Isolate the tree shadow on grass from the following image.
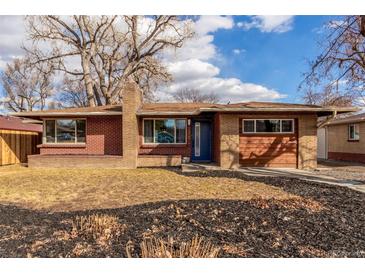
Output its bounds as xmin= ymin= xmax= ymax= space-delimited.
xmin=173 ymin=168 xmax=365 ymax=209
xmin=1 ymin=193 xmax=364 ymax=258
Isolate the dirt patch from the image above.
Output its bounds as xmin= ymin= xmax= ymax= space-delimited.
xmin=317 ymin=160 xmax=365 ymax=183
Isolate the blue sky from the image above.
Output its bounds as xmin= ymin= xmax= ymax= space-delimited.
xmin=0 ymin=15 xmax=339 ymax=111
xmin=210 ymin=16 xmax=335 ymax=103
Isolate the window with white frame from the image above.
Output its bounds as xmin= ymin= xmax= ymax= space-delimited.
xmin=143 ymin=119 xmax=187 ymax=144
xmin=242 ymin=119 xmax=294 ymax=133
xmin=348 ymin=124 xmax=360 ymax=141
xmin=44 ymin=119 xmax=86 ymax=144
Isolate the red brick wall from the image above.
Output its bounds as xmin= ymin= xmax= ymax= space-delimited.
xmin=40 ymin=116 xmax=122 ymax=155
xmin=138 ymin=117 xmax=192 ymax=157
xmin=328 ymin=152 xmax=365 ymax=163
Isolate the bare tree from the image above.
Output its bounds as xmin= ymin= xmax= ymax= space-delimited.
xmin=303 ymin=87 xmax=355 ymax=107
xmin=300 ymin=16 xmax=365 ymax=106
xmin=25 ymin=16 xmax=194 ymax=107
xmin=57 ymin=76 xmax=89 ymax=108
xmin=0 ymin=57 xmax=54 ymax=112
xmin=172 ymin=88 xmax=220 ymax=103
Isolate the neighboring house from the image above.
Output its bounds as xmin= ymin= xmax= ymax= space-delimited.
xmin=318 ymin=112 xmax=365 ymax=163
xmin=13 ymin=81 xmax=355 ymax=169
xmin=0 ymin=115 xmax=42 ymax=166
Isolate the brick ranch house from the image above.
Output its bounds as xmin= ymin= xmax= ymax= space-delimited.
xmin=13 ymin=81 xmax=355 ymax=169
xmin=318 ymin=112 xmax=365 ymax=163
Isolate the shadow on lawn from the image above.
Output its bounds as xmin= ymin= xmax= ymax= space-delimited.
xmin=1 ymin=189 xmax=365 ymax=258
xmin=173 ymin=168 xmax=365 ymax=207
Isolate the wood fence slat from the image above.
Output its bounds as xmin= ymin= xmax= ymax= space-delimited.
xmin=0 ymin=129 xmax=40 ymax=166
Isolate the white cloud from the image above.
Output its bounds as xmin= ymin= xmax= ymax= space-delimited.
xmin=237 ymin=16 xmax=294 ymax=33
xmin=158 ymin=59 xmax=285 ymax=103
xmin=165 ymin=35 xmax=217 ymax=61
xmin=232 ymin=48 xmax=245 ymax=55
xmin=0 ymin=16 xmax=26 ymax=69
xmin=164 ymin=16 xmax=233 ymax=62
xmin=167 ymin=59 xmax=219 ymax=81
xmin=194 ymin=15 xmax=234 ymax=35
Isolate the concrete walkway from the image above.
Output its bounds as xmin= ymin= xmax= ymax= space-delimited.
xmin=182 ymin=163 xmax=365 ymax=193
xmin=238 ymin=167 xmax=365 ymax=193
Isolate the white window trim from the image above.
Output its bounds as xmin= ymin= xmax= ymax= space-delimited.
xmin=242 ymin=119 xmax=295 ymax=134
xmin=348 ymin=123 xmax=360 ymax=141
xmin=43 ymin=118 xmax=86 ymax=144
xmin=142 ymin=118 xmax=187 ymax=145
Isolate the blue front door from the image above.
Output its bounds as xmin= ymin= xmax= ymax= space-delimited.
xmin=191 ymin=120 xmax=212 ymax=162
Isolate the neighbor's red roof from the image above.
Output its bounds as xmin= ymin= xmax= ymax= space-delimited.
xmin=0 ymin=116 xmax=42 ymax=132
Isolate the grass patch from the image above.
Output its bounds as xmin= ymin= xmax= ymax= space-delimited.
xmin=0 ymin=165 xmax=296 ymax=211
xmin=126 ymin=236 xmax=220 ymax=258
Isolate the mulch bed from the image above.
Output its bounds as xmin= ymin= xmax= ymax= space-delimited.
xmin=0 ymin=170 xmax=364 ymax=258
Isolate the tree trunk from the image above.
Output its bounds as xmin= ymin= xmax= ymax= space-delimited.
xmin=361 ymin=16 xmax=365 ymax=37
xmin=81 ymin=54 xmax=96 ymax=107
xmin=93 ymin=85 xmax=103 ymax=106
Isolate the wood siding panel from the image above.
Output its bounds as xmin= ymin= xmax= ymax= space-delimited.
xmin=0 ymin=129 xmax=40 ymax=166
xmin=239 ymin=118 xmax=298 ymax=168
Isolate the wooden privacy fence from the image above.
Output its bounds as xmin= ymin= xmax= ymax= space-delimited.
xmin=0 ymin=129 xmax=40 ymax=166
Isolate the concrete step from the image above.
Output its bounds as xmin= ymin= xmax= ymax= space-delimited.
xmin=181 ymin=163 xmax=221 ymax=172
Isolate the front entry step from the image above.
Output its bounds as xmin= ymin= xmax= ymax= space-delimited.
xmin=181 ymin=163 xmax=221 ymax=172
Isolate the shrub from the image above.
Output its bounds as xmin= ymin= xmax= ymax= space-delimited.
xmin=71 ymin=214 xmax=123 ymax=241
xmin=126 ymin=236 xmax=220 ymax=258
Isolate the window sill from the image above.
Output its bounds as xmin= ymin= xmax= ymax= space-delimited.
xmin=37 ymin=143 xmax=87 ymax=148
xmin=348 ymin=139 xmax=360 ymax=142
xmin=141 ymin=143 xmax=187 ymax=148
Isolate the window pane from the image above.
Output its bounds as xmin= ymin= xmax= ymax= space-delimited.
xmin=282 ymin=120 xmax=293 ymax=133
xmin=56 ymin=120 xmax=76 ymax=143
xmin=349 ymin=124 xmax=360 ymax=140
xmin=176 ymin=119 xmax=186 ymax=143
xmin=349 ymin=125 xmax=354 ymax=139
xmin=76 ymin=120 xmax=86 ymax=143
xmin=354 ymin=125 xmax=360 ymax=140
xmin=155 ymin=119 xmax=175 ymax=143
xmin=256 ymin=120 xmax=280 ymax=133
xmin=45 ymin=120 xmax=55 ymax=143
xmin=243 ymin=120 xmax=254 ymax=132
xmin=144 ymin=120 xmax=154 ymax=143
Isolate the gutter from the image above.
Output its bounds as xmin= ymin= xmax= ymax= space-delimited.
xmin=137 ymin=106 xmax=358 ymax=116
xmin=10 ymin=111 xmax=123 ymax=117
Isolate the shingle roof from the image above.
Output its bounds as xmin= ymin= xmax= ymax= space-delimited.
xmin=10 ymin=105 xmax=123 ymax=118
xmin=0 ymin=116 xmax=42 ymax=132
xmin=11 ymin=101 xmax=357 ymax=118
xmin=325 ymin=111 xmax=365 ymax=126
xmin=138 ymin=101 xmax=353 ymax=116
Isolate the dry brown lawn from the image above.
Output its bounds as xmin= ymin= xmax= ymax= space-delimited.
xmin=0 ymin=165 xmax=295 ymax=211
xmin=0 ymin=165 xmax=364 ymax=257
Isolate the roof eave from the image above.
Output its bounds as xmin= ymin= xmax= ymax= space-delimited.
xmin=199 ymin=107 xmax=358 ymax=113
xmin=10 ymin=111 xmax=123 ymax=118
xmin=137 ymin=107 xmax=358 ymax=116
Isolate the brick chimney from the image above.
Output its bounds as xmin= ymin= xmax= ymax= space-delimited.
xmin=122 ymin=80 xmax=142 ymax=168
